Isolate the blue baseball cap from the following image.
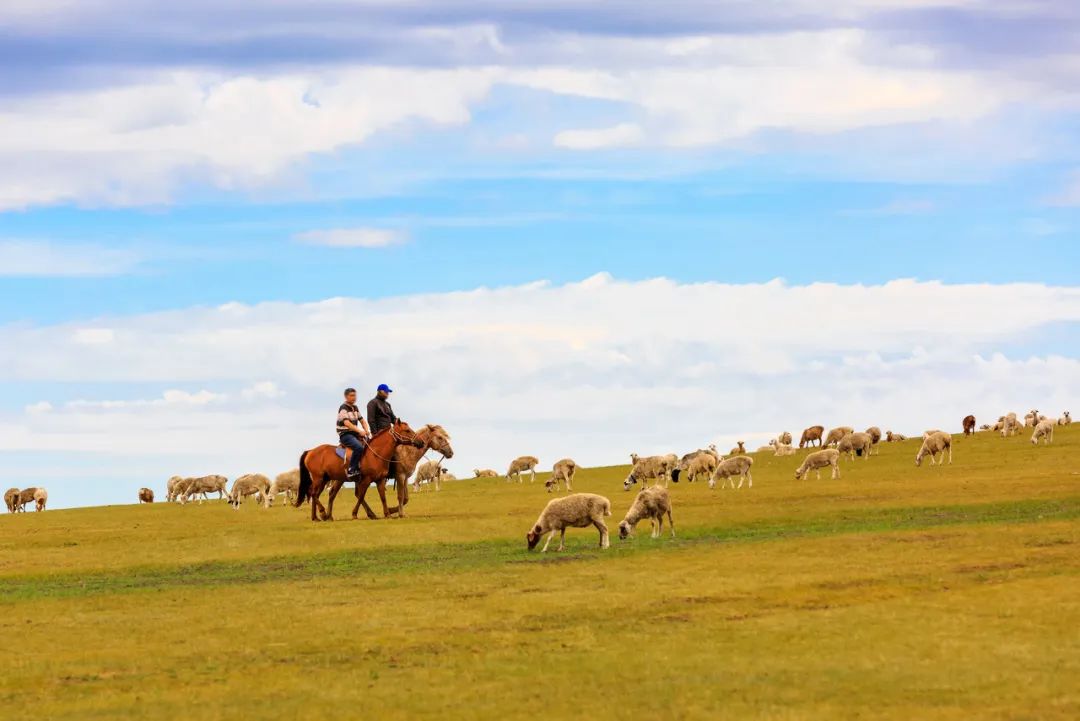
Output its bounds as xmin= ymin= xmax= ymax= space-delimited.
xmin=377 ymin=383 xmax=393 ymax=393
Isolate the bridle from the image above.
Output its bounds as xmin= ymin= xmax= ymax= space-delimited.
xmin=362 ymin=424 xmax=423 ymax=463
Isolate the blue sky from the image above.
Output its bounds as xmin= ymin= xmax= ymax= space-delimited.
xmin=1 ymin=1 xmax=1079 ymax=507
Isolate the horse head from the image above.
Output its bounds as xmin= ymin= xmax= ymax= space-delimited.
xmin=421 ymin=424 xmax=454 ymax=459
xmin=391 ymin=420 xmax=426 ymax=449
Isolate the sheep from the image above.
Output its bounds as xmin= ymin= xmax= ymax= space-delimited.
xmin=166 ymin=475 xmax=185 ymax=502
xmin=864 ymin=427 xmax=882 ymax=454
xmin=799 ymin=425 xmax=825 ymax=448
xmin=923 ymin=429 xmax=943 ymax=440
xmin=4 ymin=487 xmax=18 ymax=513
xmin=709 ymin=456 xmax=754 ymax=490
xmin=1031 ymin=420 xmax=1055 ymax=446
xmin=267 ymin=469 xmax=300 ymax=506
xmin=473 ymin=469 xmax=499 ymax=478
xmin=824 ymin=426 xmax=854 ymax=447
xmin=624 ymin=454 xmax=675 ymax=490
xmin=180 ymin=475 xmax=228 ymax=504
xmin=773 ymin=443 xmax=797 ymax=457
xmin=14 ymin=488 xmax=39 ymax=512
xmin=413 ymin=459 xmax=444 ymax=492
xmin=138 ymin=488 xmax=154 ymax=504
xmin=1001 ymin=413 xmax=1020 ymax=437
xmin=837 ymin=432 xmax=874 ymax=461
xmin=618 ymin=486 xmax=674 ymax=541
xmin=228 ymin=474 xmax=271 ymax=509
xmin=885 ymin=431 xmax=907 ymax=442
xmin=32 ymin=488 xmax=47 ymax=512
xmin=777 ymin=431 xmax=793 ymax=446
xmin=546 ymin=458 xmax=577 ymax=493
xmin=962 ymin=415 xmax=976 ymax=436
xmin=728 ymin=441 xmax=746 ymax=456
xmin=672 ymin=450 xmax=717 ymax=483
xmin=979 ymin=424 xmax=992 ymax=431
xmin=1024 ymin=409 xmax=1039 ymax=428
xmin=794 ymin=449 xmax=841 ymax=480
xmin=440 ymin=469 xmax=458 ymax=482
xmin=915 ymin=432 xmax=952 ymax=466
xmin=526 ymin=493 xmax=611 ymax=552
xmin=507 ymin=456 xmax=540 ymax=484
xmin=1058 ymin=411 xmax=1072 ymax=426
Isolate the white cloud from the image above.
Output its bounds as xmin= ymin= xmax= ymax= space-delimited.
xmin=294 ymin=227 xmax=408 ymax=248
xmin=1 ymin=275 xmax=1079 ymax=508
xmin=554 ymin=123 xmax=644 ymax=150
xmin=73 ymin=328 xmax=116 ymax=345
xmin=0 ymin=241 xmax=141 ymax=277
xmin=24 ymin=401 xmax=53 ymax=415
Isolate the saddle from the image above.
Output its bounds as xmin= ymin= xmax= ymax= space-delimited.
xmin=335 ymin=446 xmax=347 ymax=461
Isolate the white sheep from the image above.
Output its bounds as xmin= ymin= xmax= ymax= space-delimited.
xmin=507 ymin=456 xmax=540 ymax=483
xmin=794 ymin=449 xmax=841 ymax=480
xmin=837 ymin=432 xmax=874 ymax=461
xmin=864 ymin=427 xmax=882 ymax=453
xmin=32 ymin=487 xmax=48 ymax=512
xmin=916 ymin=432 xmax=952 ymax=466
xmin=773 ymin=443 xmax=797 ymax=457
xmin=1058 ymin=411 xmax=1071 ymax=426
xmin=709 ymin=456 xmax=754 ymax=490
xmin=1031 ymin=420 xmax=1055 ymax=445
xmin=267 ymin=470 xmax=300 ymax=506
xmin=413 ymin=459 xmax=444 ymax=492
xmin=179 ymin=475 xmax=229 ymax=504
xmin=618 ymin=486 xmax=674 ymax=541
xmin=473 ymin=469 xmax=499 ymax=478
xmin=623 ymin=454 xmax=675 ymax=490
xmin=777 ymin=431 xmax=793 ymax=446
xmin=547 ymin=458 xmax=577 ymax=493
xmin=526 ymin=493 xmax=611 ymax=552
xmin=885 ymin=431 xmax=907 ymax=442
xmin=824 ymin=426 xmax=854 ymax=447
xmin=673 ymin=451 xmax=717 ymax=483
xmin=1001 ymin=413 xmax=1020 ymax=437
xmin=1024 ymin=409 xmax=1040 ymax=428
xmin=228 ymin=474 xmax=271 ymax=509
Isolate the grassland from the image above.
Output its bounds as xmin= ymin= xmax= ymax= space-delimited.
xmin=1 ymin=428 xmax=1078 ymax=720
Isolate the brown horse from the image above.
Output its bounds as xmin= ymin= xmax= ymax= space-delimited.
xmin=295 ymin=421 xmax=424 ymax=522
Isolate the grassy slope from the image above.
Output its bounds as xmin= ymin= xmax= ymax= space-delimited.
xmin=1 ymin=428 xmax=1077 ymax=720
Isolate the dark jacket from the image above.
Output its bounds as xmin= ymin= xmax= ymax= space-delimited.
xmin=367 ymin=396 xmax=397 ymax=434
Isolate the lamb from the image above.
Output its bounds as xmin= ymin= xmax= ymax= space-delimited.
xmin=672 ymin=451 xmax=717 ymax=483
xmin=794 ymin=449 xmax=841 ymax=480
xmin=138 ymin=488 xmax=154 ymax=504
xmin=709 ymin=456 xmax=754 ymax=490
xmin=623 ymin=454 xmax=675 ymax=490
xmin=885 ymin=431 xmax=907 ymax=442
xmin=915 ymin=432 xmax=952 ymax=466
xmin=773 ymin=443 xmax=797 ymax=457
xmin=525 ymin=493 xmax=611 ymax=552
xmin=824 ymin=426 xmax=854 ymax=447
xmin=228 ymin=474 xmax=271 ymax=509
xmin=4 ymin=487 xmax=18 ymax=513
xmin=180 ymin=475 xmax=229 ymax=504
xmin=267 ymin=469 xmax=300 ymax=506
xmin=473 ymin=469 xmax=499 ymax=478
xmin=837 ymin=432 xmax=874 ymax=461
xmin=799 ymin=425 xmax=824 ymax=448
xmin=413 ymin=459 xmax=444 ymax=492
xmin=546 ymin=458 xmax=577 ymax=493
xmin=728 ymin=441 xmax=746 ymax=456
xmin=962 ymin=415 xmax=976 ymax=436
xmin=1058 ymin=411 xmax=1072 ymax=426
xmin=506 ymin=456 xmax=540 ymax=483
xmin=618 ymin=486 xmax=674 ymax=541
xmin=1031 ymin=420 xmax=1055 ymax=446
xmin=1001 ymin=413 xmax=1020 ymax=437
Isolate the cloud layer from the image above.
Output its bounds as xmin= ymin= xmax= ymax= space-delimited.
xmin=2 ymin=275 xmax=1078 ymax=507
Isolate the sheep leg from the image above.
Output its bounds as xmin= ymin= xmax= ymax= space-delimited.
xmin=667 ymin=510 xmax=675 ymax=537
xmin=596 ymin=520 xmax=609 ymax=549
xmin=557 ymin=528 xmax=567 ymax=551
xmin=746 ymin=470 xmax=753 ymax=488
xmin=540 ymin=530 xmax=557 ymax=553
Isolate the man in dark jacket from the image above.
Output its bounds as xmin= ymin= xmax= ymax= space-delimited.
xmin=367 ymin=383 xmax=397 ymax=434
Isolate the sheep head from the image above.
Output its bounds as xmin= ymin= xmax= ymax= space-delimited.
xmin=526 ymin=525 xmax=543 ymax=550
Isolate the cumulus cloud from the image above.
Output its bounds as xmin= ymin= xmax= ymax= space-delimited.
xmin=2 ymin=275 xmax=1078 ymax=507
xmin=295 ymin=227 xmax=408 ymax=248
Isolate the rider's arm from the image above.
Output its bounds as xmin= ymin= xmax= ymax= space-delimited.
xmin=344 ymin=419 xmax=365 ymax=436
xmin=360 ymin=418 xmax=371 ymax=437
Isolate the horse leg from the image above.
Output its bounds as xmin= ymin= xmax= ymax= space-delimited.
xmin=324 ymin=478 xmax=343 ymax=521
xmin=375 ymin=481 xmax=390 ymax=518
xmin=354 ymin=480 xmax=378 ymax=520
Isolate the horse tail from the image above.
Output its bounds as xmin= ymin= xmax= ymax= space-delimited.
xmin=295 ymin=451 xmax=311 ymax=507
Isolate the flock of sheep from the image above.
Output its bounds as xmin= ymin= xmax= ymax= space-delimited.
xmin=4 ymin=486 xmax=47 ymax=513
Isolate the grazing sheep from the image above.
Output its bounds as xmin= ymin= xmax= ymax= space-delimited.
xmin=979 ymin=424 xmax=991 ymax=431
xmin=915 ymin=432 xmax=953 ymax=466
xmin=864 ymin=426 xmax=882 ymax=448
xmin=923 ymin=429 xmax=943 ymax=440
xmin=166 ymin=475 xmax=186 ymax=502
xmin=547 ymin=458 xmax=577 ymax=493
xmin=777 ymin=431 xmax=793 ymax=446
xmin=799 ymin=425 xmax=825 ymax=448
xmin=618 ymin=486 xmax=674 ymax=541
xmin=824 ymin=426 xmax=854 ymax=447
xmin=14 ymin=488 xmax=39 ymax=512
xmin=32 ymin=488 xmax=47 ymax=512
xmin=624 ymin=454 xmax=675 ymax=490
xmin=228 ymin=474 xmax=271 ymax=509
xmin=473 ymin=469 xmax=499 ymax=478
xmin=709 ymin=456 xmax=754 ymax=490
xmin=180 ymin=475 xmax=229 ymax=504
xmin=794 ymin=449 xmax=841 ymax=480
xmin=773 ymin=443 xmax=797 ymax=457
xmin=837 ymin=432 xmax=874 ymax=461
xmin=1058 ymin=411 xmax=1071 ymax=426
xmin=1001 ymin=413 xmax=1020 ymax=437
xmin=885 ymin=431 xmax=907 ymax=442
xmin=413 ymin=459 xmax=444 ymax=492
xmin=962 ymin=415 xmax=976 ymax=436
xmin=4 ymin=487 xmax=18 ymax=513
xmin=267 ymin=469 xmax=300 ymax=506
xmin=526 ymin=493 xmax=611 ymax=552
xmin=672 ymin=450 xmax=717 ymax=483
xmin=1031 ymin=420 xmax=1055 ymax=446
xmin=138 ymin=488 xmax=154 ymax=504
xmin=507 ymin=456 xmax=540 ymax=484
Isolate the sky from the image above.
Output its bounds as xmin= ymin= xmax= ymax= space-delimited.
xmin=1 ymin=0 xmax=1079 ymax=508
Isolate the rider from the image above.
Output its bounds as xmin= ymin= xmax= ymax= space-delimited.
xmin=337 ymin=387 xmax=371 ymax=479
xmin=367 ymin=383 xmax=398 ymax=480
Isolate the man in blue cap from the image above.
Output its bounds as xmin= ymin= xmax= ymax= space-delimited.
xmin=367 ymin=383 xmax=397 ymax=435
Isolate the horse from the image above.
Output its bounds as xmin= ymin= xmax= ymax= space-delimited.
xmin=295 ymin=420 xmax=424 ymax=522
xmin=386 ymin=424 xmax=454 ymax=518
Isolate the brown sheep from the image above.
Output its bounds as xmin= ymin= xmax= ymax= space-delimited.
xmin=962 ymin=415 xmax=976 ymax=436
xmin=4 ymin=487 xmax=19 ymax=513
xmin=138 ymin=488 xmax=155 ymax=504
xmin=824 ymin=426 xmax=854 ymax=447
xmin=799 ymin=425 xmax=824 ymax=448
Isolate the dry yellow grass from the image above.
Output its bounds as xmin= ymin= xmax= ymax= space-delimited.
xmin=1 ymin=427 xmax=1078 ymax=720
